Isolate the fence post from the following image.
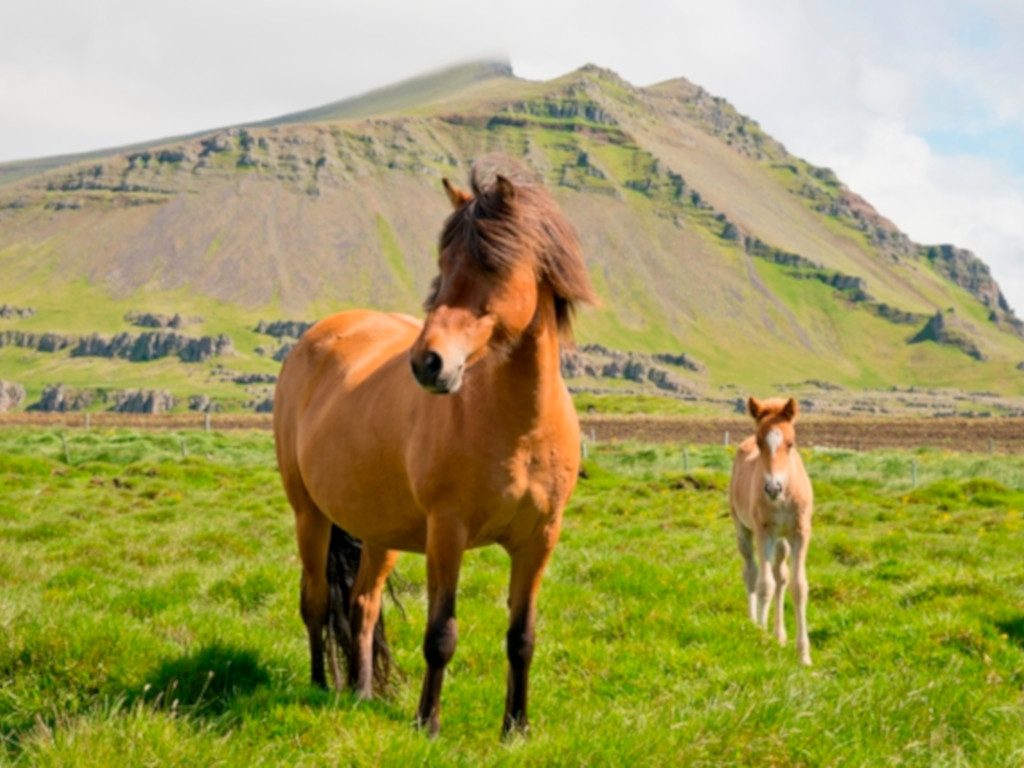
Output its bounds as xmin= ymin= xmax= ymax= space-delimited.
xmin=85 ymin=413 xmax=91 ymax=430
xmin=911 ymin=459 xmax=917 ymax=488
xmin=724 ymin=431 xmax=730 ymax=446
xmin=180 ymin=438 xmax=188 ymax=458
xmin=204 ymin=412 xmax=211 ymax=432
xmin=61 ymin=432 xmax=71 ymax=464
xmin=683 ymin=447 xmax=689 ymax=473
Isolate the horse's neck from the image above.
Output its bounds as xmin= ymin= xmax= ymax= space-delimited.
xmin=477 ymin=292 xmax=564 ymax=425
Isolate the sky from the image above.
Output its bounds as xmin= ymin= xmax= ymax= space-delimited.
xmin=2 ymin=0 xmax=1022 ymax=313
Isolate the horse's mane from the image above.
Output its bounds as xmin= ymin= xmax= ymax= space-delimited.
xmin=436 ymin=155 xmax=596 ymax=336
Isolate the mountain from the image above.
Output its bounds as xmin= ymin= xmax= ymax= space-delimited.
xmin=1 ymin=61 xmax=1022 ymax=413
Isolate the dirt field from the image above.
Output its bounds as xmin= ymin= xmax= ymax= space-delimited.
xmin=1 ymin=412 xmax=1021 ymax=453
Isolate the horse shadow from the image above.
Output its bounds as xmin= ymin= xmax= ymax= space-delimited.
xmin=134 ymin=641 xmax=409 ymax=723
xmin=994 ymin=616 xmax=1024 ymax=649
xmin=135 ymin=642 xmax=272 ymax=716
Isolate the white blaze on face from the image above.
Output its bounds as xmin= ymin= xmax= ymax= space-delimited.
xmin=763 ymin=427 xmax=788 ymax=494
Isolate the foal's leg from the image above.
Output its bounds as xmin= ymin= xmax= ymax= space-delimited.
xmin=350 ymin=544 xmax=399 ymax=699
xmin=733 ymin=518 xmax=758 ymax=623
xmin=754 ymin=531 xmax=776 ymax=630
xmin=502 ymin=532 xmax=558 ymax=737
xmin=772 ymin=538 xmax=791 ymax=646
xmin=293 ymin=499 xmax=332 ymax=688
xmin=416 ymin=516 xmax=466 ymax=737
xmin=790 ymin=533 xmax=812 ymax=666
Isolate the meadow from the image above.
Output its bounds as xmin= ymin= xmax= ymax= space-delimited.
xmin=1 ymin=428 xmax=1023 ymax=766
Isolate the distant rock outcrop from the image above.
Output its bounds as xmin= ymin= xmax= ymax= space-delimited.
xmin=0 ymin=304 xmax=35 ymax=319
xmin=255 ymin=320 xmax=313 ymax=339
xmin=124 ymin=311 xmax=200 ymax=329
xmin=252 ymin=397 xmax=274 ymax=413
xmin=232 ymin=372 xmax=277 ymax=385
xmin=72 ymin=331 xmax=233 ymax=362
xmin=30 ymin=384 xmax=94 ymax=412
xmin=273 ymin=342 xmax=295 ymax=362
xmin=1 ymin=328 xmax=233 ymax=362
xmin=29 ymin=385 xmax=173 ymax=413
xmin=560 ymin=344 xmax=703 ymax=394
xmin=925 ymin=245 xmax=1011 ymax=314
xmin=112 ymin=389 xmax=174 ymax=414
xmin=910 ymin=309 xmax=986 ymax=361
xmin=0 ymin=330 xmax=74 ymax=352
xmin=0 ymin=380 xmax=25 ymax=412
xmin=188 ymin=394 xmax=217 ymax=412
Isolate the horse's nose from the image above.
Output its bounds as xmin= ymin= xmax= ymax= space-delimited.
xmin=411 ymin=350 xmax=444 ymax=388
xmin=764 ymin=480 xmax=782 ymax=500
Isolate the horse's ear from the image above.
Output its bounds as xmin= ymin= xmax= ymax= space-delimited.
xmin=781 ymin=397 xmax=799 ymax=422
xmin=494 ymin=174 xmax=516 ymax=206
xmin=747 ymin=396 xmax=763 ymax=421
xmin=442 ymin=178 xmax=471 ymax=209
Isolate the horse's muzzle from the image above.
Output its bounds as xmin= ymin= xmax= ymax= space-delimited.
xmin=411 ymin=349 xmax=463 ymax=394
xmin=764 ymin=479 xmax=783 ymax=501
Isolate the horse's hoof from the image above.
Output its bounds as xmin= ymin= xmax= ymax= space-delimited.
xmin=800 ymin=653 xmax=812 ymax=667
xmin=415 ymin=713 xmax=440 ymax=738
xmin=501 ymin=717 xmax=529 ymax=741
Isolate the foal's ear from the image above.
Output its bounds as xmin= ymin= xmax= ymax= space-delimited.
xmin=781 ymin=397 xmax=799 ymax=422
xmin=747 ymin=396 xmax=763 ymax=421
xmin=442 ymin=178 xmax=472 ymax=209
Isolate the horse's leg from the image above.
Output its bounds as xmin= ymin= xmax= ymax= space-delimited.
xmin=772 ymin=538 xmax=791 ymax=646
xmin=754 ymin=530 xmax=776 ymax=631
xmin=415 ymin=516 xmax=466 ymax=737
xmin=790 ymin=532 xmax=812 ymax=666
xmin=733 ymin=517 xmax=758 ymax=623
xmin=350 ymin=543 xmax=398 ymax=698
xmin=502 ymin=533 xmax=558 ymax=737
xmin=293 ymin=498 xmax=332 ymax=688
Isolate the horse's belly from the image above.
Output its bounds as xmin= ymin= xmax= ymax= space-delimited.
xmin=308 ymin=467 xmax=427 ymax=552
xmin=298 ymin=410 xmax=427 ymax=550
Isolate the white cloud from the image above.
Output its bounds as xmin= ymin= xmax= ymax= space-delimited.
xmin=0 ymin=0 xmax=1021 ymax=311
xmin=825 ymin=120 xmax=1024 ymax=313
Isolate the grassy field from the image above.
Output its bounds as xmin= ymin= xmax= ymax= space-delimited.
xmin=1 ymin=428 xmax=1023 ymax=766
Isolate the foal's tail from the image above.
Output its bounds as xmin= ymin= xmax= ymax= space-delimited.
xmin=325 ymin=525 xmax=394 ymax=692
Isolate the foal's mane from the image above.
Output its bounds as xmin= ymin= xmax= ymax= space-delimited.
xmin=436 ymin=155 xmax=595 ymax=336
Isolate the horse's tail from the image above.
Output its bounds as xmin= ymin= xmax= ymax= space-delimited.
xmin=325 ymin=524 xmax=393 ymax=691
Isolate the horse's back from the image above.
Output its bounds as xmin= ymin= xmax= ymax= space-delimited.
xmin=288 ymin=310 xmax=420 ymax=378
xmin=275 ymin=309 xmax=420 ymax=429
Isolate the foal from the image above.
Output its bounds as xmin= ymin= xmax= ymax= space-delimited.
xmin=728 ymin=397 xmax=813 ymax=665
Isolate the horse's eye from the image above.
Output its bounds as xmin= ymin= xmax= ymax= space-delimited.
xmin=787 ymin=441 xmax=795 ymax=449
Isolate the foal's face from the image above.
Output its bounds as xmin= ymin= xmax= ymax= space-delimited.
xmin=410 ymin=178 xmax=539 ymax=394
xmin=749 ymin=397 xmax=799 ymax=502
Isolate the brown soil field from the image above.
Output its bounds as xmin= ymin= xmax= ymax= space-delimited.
xmin=1 ymin=412 xmax=1021 ymax=453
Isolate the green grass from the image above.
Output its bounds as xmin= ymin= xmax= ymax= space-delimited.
xmin=1 ymin=429 xmax=1023 ymax=765
xmin=376 ymin=214 xmax=416 ymax=299
xmin=572 ymin=391 xmax=719 ymax=416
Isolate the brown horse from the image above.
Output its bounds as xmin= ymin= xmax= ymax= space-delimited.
xmin=729 ymin=397 xmax=813 ymax=665
xmin=273 ymin=156 xmax=595 ymax=736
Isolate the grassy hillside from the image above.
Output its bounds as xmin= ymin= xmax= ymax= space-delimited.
xmin=1 ymin=62 xmax=1022 ymax=412
xmin=1 ymin=430 xmax=1023 ymax=764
